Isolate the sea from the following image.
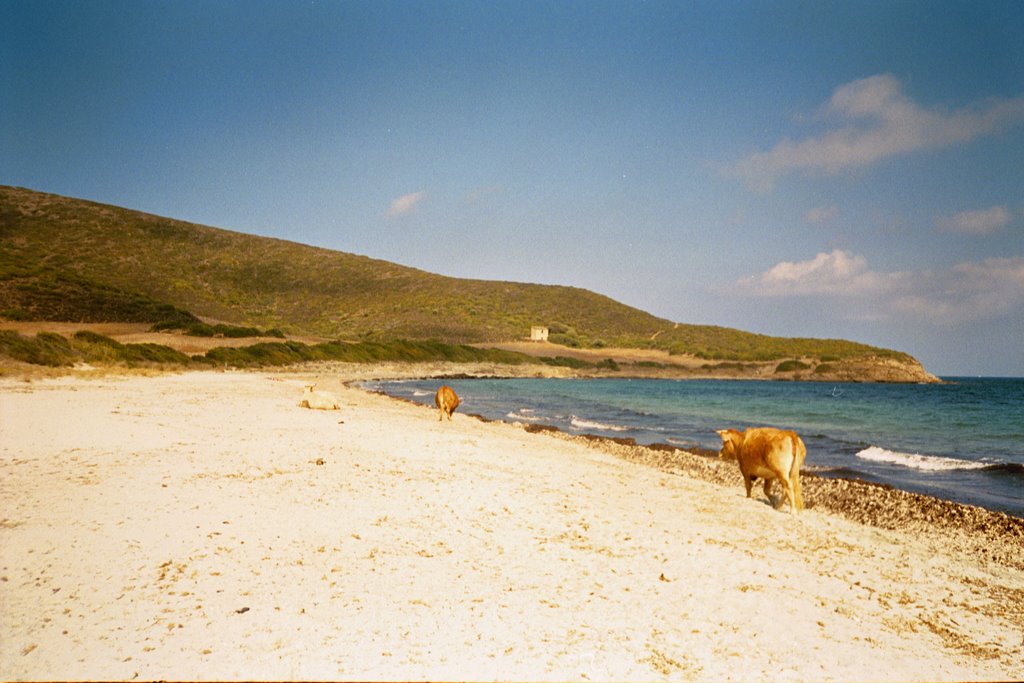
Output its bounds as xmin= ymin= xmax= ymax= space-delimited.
xmin=365 ymin=377 xmax=1024 ymax=519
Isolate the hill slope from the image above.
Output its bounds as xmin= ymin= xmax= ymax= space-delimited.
xmin=0 ymin=185 xmax=932 ymax=377
xmin=1 ymin=186 xmax=666 ymax=343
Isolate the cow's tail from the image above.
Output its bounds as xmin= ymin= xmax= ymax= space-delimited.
xmin=789 ymin=433 xmax=806 ymax=511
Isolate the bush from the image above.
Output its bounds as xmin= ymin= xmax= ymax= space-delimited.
xmin=0 ymin=330 xmax=193 ymax=367
xmin=71 ymin=331 xmax=192 ymax=365
xmin=537 ymin=355 xmax=591 ymax=369
xmin=151 ymin=321 xmax=287 ymax=339
xmin=199 ymin=339 xmax=537 ymax=368
xmin=0 ymin=331 xmax=77 ymax=366
xmin=548 ymin=333 xmax=580 ymax=348
xmin=775 ymin=359 xmax=811 ymax=373
xmin=0 ymin=309 xmax=33 ymax=321
xmin=202 ymin=342 xmax=308 ymax=367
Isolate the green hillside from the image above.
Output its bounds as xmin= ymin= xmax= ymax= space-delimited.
xmin=0 ymin=185 xmax=911 ymax=363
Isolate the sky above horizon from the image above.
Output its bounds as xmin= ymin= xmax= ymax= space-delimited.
xmin=3 ymin=1 xmax=1023 ymax=376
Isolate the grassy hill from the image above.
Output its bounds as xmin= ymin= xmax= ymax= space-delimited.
xmin=0 ymin=185 xmax=915 ymax=365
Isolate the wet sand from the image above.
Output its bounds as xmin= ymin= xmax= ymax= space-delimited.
xmin=1 ymin=368 xmax=1021 ymax=681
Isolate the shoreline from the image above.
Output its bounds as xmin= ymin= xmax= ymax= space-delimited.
xmin=1 ymin=367 xmax=1021 ymax=680
xmin=361 ymin=369 xmax=1022 ymax=524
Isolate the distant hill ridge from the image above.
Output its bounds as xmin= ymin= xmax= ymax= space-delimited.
xmin=0 ymin=185 xmax=927 ymax=373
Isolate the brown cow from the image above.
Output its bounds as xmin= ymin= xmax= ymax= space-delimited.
xmin=716 ymin=427 xmax=806 ymax=515
xmin=435 ymin=385 xmax=460 ymax=421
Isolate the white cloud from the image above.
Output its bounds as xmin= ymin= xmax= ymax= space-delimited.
xmin=804 ymin=205 xmax=839 ymax=225
xmin=888 ymin=257 xmax=1024 ymax=322
xmin=386 ymin=190 xmax=426 ymax=218
xmin=731 ymin=74 xmax=1024 ymax=190
xmin=736 ymin=250 xmax=1024 ymax=325
xmin=739 ymin=249 xmax=886 ymax=296
xmin=936 ymin=205 xmax=1012 ymax=235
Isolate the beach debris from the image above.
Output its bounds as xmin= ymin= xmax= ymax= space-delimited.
xmin=234 ymin=606 xmax=250 ymax=614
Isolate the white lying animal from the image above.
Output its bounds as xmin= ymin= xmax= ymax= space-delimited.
xmin=298 ymin=384 xmax=340 ymax=410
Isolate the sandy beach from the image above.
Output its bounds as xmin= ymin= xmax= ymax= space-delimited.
xmin=1 ymin=368 xmax=1022 ymax=681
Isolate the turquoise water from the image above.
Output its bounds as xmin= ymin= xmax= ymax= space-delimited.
xmin=369 ymin=377 xmax=1024 ymax=518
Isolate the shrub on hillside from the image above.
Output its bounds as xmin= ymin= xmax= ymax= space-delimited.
xmin=775 ymin=359 xmax=811 ymax=373
xmin=548 ymin=333 xmax=581 ymax=348
xmin=151 ymin=321 xmax=287 ymax=338
xmin=72 ymin=330 xmax=192 ymax=365
xmin=199 ymin=339 xmax=535 ymax=368
xmin=0 ymin=331 xmax=77 ymax=366
xmin=0 ymin=309 xmax=33 ymax=321
xmin=539 ymin=356 xmax=592 ymax=369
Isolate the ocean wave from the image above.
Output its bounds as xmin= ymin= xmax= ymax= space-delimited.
xmin=981 ymin=462 xmax=1024 ymax=476
xmin=855 ymin=446 xmax=989 ymax=472
xmin=506 ymin=409 xmax=545 ymax=422
xmin=412 ymin=390 xmax=432 ymax=397
xmin=570 ymin=416 xmax=630 ymax=432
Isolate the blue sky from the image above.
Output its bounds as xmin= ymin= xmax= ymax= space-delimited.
xmin=3 ymin=0 xmax=1023 ymax=375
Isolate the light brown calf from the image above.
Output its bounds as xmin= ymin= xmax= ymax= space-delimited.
xmin=716 ymin=427 xmax=806 ymax=515
xmin=435 ymin=385 xmax=460 ymax=421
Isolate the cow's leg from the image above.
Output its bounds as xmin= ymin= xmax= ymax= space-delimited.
xmin=791 ymin=472 xmax=804 ymax=511
xmin=765 ymin=466 xmax=796 ymax=513
xmin=762 ymin=478 xmax=775 ymax=507
xmin=779 ymin=476 xmax=798 ymax=515
xmin=743 ymin=475 xmax=755 ymax=498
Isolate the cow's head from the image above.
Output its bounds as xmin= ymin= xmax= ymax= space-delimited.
xmin=716 ymin=429 xmax=743 ymax=460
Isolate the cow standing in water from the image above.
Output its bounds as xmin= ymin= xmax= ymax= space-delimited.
xmin=716 ymin=427 xmax=806 ymax=515
xmin=435 ymin=385 xmax=460 ymax=421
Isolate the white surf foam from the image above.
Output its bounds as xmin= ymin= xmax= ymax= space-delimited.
xmin=570 ymin=416 xmax=630 ymax=432
xmin=855 ymin=446 xmax=988 ymax=472
xmin=506 ymin=409 xmax=544 ymax=422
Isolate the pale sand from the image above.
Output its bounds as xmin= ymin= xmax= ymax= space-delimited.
xmin=1 ymin=370 xmax=1021 ymax=681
